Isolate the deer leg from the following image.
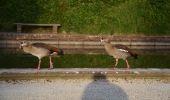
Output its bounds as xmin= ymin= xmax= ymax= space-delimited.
xmin=115 ymin=59 xmax=119 ymax=67
xmin=37 ymin=58 xmax=41 ymax=70
xmin=49 ymin=56 xmax=53 ymax=69
xmin=125 ymin=59 xmax=130 ymax=69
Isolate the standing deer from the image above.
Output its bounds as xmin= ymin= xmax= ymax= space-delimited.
xmin=20 ymin=41 xmax=63 ymax=70
xmin=101 ymin=38 xmax=137 ymax=69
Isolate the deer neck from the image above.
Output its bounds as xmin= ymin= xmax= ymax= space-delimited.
xmin=22 ymin=45 xmax=33 ymax=54
xmin=104 ymin=42 xmax=113 ymax=50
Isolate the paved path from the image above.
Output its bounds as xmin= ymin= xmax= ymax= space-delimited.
xmin=0 ymin=77 xmax=170 ymax=100
xmin=0 ymin=68 xmax=170 ymax=100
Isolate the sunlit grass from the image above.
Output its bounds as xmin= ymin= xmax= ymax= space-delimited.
xmin=0 ymin=54 xmax=170 ymax=69
xmin=0 ymin=0 xmax=169 ymax=34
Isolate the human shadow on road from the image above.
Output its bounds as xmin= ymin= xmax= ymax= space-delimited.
xmin=82 ymin=73 xmax=128 ymax=100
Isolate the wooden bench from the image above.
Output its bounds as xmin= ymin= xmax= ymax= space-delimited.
xmin=14 ymin=23 xmax=61 ymax=33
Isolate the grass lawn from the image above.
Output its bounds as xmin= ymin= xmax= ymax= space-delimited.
xmin=1 ymin=0 xmax=169 ymax=34
xmin=0 ymin=54 xmax=170 ymax=69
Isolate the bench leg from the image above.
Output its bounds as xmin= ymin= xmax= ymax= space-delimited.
xmin=52 ymin=25 xmax=58 ymax=34
xmin=17 ymin=24 xmax=22 ymax=33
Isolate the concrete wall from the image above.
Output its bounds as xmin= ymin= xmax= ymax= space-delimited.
xmin=1 ymin=33 xmax=170 ymax=54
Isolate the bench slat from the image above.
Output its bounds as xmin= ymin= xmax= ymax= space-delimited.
xmin=14 ymin=23 xmax=61 ymax=33
xmin=15 ymin=23 xmax=61 ymax=26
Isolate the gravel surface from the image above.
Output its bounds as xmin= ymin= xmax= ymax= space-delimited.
xmin=0 ymin=78 xmax=170 ymax=100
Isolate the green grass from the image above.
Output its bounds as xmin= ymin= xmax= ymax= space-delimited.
xmin=0 ymin=0 xmax=170 ymax=35
xmin=0 ymin=54 xmax=170 ymax=69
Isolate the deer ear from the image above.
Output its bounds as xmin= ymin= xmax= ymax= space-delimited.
xmin=20 ymin=41 xmax=23 ymax=44
xmin=100 ymin=37 xmax=103 ymax=42
xmin=20 ymin=41 xmax=25 ymax=44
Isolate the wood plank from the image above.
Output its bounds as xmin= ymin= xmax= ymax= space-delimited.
xmin=14 ymin=23 xmax=61 ymax=26
xmin=14 ymin=23 xmax=61 ymax=33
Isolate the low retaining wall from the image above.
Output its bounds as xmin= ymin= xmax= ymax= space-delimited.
xmin=0 ymin=68 xmax=170 ymax=80
xmin=1 ymin=33 xmax=170 ymax=54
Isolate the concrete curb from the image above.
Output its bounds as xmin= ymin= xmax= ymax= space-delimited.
xmin=0 ymin=68 xmax=170 ymax=80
